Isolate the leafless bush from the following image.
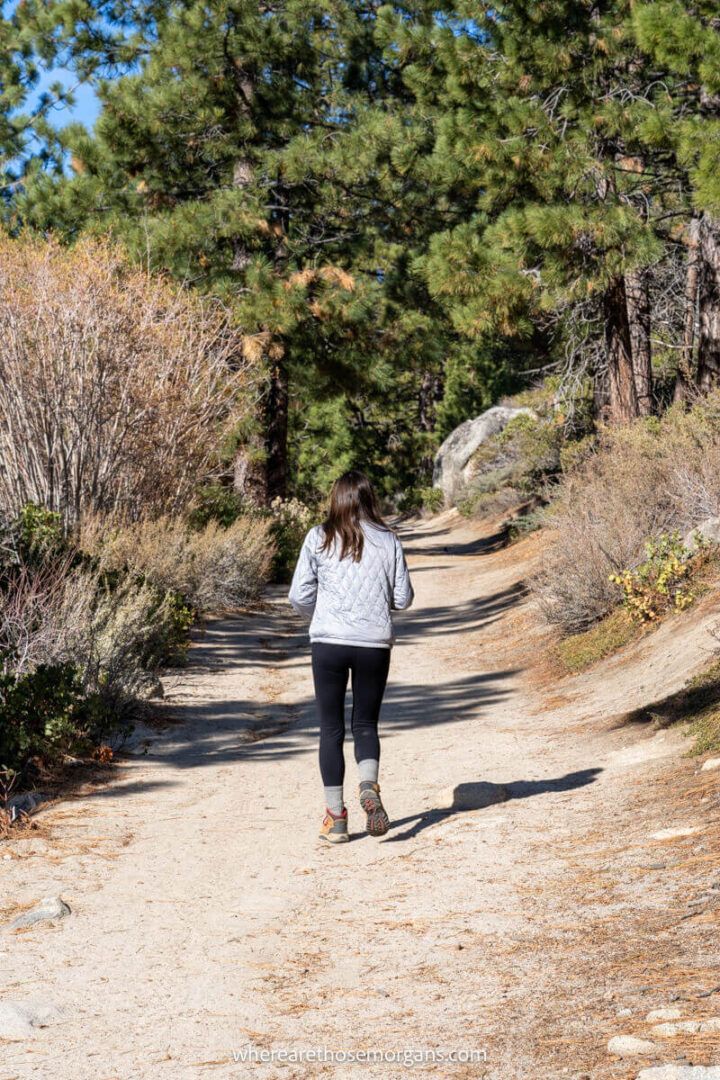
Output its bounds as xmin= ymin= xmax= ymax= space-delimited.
xmin=81 ymin=514 xmax=274 ymax=614
xmin=0 ymin=234 xmax=254 ymax=525
xmin=534 ymin=396 xmax=720 ymax=632
xmin=188 ymin=519 xmax=274 ymax=611
xmin=0 ymin=558 xmax=76 ymax=674
xmin=0 ymin=559 xmax=174 ymax=709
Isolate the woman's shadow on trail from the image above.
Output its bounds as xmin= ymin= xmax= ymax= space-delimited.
xmin=378 ymin=769 xmax=602 ymax=842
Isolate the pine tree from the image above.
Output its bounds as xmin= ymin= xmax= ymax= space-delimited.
xmin=412 ymin=1 xmax=667 ymax=423
xmin=0 ymin=2 xmax=74 ymax=220
xmin=16 ymin=0 xmax=463 ymax=501
xmin=632 ymin=1 xmax=720 ymax=392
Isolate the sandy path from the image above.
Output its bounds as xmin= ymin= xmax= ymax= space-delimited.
xmin=2 ymin=511 xmax=719 ymax=1079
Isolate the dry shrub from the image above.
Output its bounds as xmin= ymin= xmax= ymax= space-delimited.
xmin=0 ymin=560 xmax=177 ymax=703
xmin=0 ymin=234 xmax=253 ymax=524
xmin=81 ymin=515 xmax=274 ymax=614
xmin=534 ymin=395 xmax=720 ymax=632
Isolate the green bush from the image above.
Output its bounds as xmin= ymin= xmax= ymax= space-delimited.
xmin=396 ymin=488 xmax=422 ymax=514
xmin=0 ymin=662 xmax=87 ymax=775
xmin=186 ymin=484 xmax=246 ymax=530
xmin=396 ymin=486 xmax=445 ymax=515
xmin=147 ymin=588 xmax=195 ymax=667
xmin=268 ymin=497 xmax=316 ymax=583
xmin=609 ymin=531 xmax=709 ymax=623
xmin=505 ymin=506 xmax=547 ymax=542
xmin=18 ymin=504 xmax=65 ymax=559
xmin=419 ymin=487 xmax=445 ymax=513
xmin=0 ymin=500 xmax=276 ymax=783
xmin=558 ymin=433 xmax=597 ymax=475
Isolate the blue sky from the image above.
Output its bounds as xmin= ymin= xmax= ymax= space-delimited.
xmin=5 ymin=0 xmax=102 ymax=133
xmin=34 ymin=67 xmax=101 ymax=132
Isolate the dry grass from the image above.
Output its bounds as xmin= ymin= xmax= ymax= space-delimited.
xmin=534 ymin=396 xmax=720 ymax=633
xmin=81 ymin=514 xmax=274 ymax=614
xmin=554 ymin=608 xmax=643 ymax=673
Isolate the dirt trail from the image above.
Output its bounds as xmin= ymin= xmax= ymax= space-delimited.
xmin=2 ymin=511 xmax=720 ymax=1080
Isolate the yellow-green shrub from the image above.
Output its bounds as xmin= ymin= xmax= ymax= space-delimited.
xmin=609 ymin=532 xmax=709 ymax=623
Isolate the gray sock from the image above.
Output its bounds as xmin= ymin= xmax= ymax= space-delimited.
xmin=358 ymin=758 xmax=379 ymax=784
xmin=324 ymin=786 xmax=344 ymax=815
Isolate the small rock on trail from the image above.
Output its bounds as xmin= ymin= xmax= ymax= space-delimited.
xmin=651 ymin=1018 xmax=720 ymax=1036
xmin=5 ymin=896 xmax=71 ymax=932
xmin=0 ymin=1000 xmax=62 ymax=1040
xmin=646 ymin=1008 xmax=683 ymax=1022
xmin=607 ymin=1034 xmax=657 ymax=1057
xmin=650 ymin=826 xmax=701 ymax=841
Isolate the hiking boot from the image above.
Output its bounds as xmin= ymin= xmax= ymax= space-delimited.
xmin=359 ymin=781 xmax=390 ymax=837
xmin=319 ymin=806 xmax=349 ymax=843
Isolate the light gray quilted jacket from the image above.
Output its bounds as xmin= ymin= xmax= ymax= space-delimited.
xmin=288 ymin=520 xmax=414 ymax=648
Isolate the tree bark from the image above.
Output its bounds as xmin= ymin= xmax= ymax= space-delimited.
xmin=675 ymin=215 xmax=701 ymax=402
xmin=625 ymin=267 xmax=653 ymax=415
xmin=227 ymin=58 xmax=290 ymax=503
xmin=263 ymin=356 xmax=289 ymax=500
xmin=233 ymin=434 xmax=268 ymax=505
xmin=228 ymin=62 xmax=265 ymax=494
xmin=263 ymin=181 xmax=291 ymax=502
xmin=418 ymin=370 xmax=443 ymax=432
xmin=696 ymin=213 xmax=720 ymax=393
xmin=603 ymin=276 xmax=639 ymax=423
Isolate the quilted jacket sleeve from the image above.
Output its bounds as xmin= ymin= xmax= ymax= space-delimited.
xmin=288 ymin=527 xmax=319 ymax=619
xmin=391 ymin=533 xmax=414 ymax=611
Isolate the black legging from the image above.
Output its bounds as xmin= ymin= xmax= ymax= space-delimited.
xmin=311 ymin=642 xmax=391 ymax=786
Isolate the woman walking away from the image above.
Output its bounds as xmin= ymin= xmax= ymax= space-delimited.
xmin=288 ymin=471 xmax=414 ymax=844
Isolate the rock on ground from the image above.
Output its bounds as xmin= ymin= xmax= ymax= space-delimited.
xmin=7 ymin=790 xmax=50 ymax=823
xmin=701 ymin=757 xmax=720 ymax=772
xmin=5 ymin=896 xmax=71 ymax=932
xmin=646 ymin=1008 xmax=683 ymax=1022
xmin=607 ymin=1034 xmax=657 ymax=1056
xmin=432 ymin=405 xmax=534 ymax=504
xmin=650 ymin=826 xmax=701 ymax=840
xmin=0 ymin=1000 xmax=61 ymax=1040
xmin=652 ymin=1018 xmax=720 ymax=1036
xmin=683 ymin=516 xmax=720 ymax=551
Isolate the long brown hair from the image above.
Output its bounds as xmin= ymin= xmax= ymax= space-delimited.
xmin=320 ymin=470 xmax=390 ymax=562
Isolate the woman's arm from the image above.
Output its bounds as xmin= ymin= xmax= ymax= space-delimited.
xmin=391 ymin=533 xmax=414 ymax=611
xmin=288 ymin=528 xmax=319 ymax=618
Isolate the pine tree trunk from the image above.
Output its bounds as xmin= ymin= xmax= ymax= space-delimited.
xmin=603 ymin=276 xmax=639 ymax=423
xmin=263 ymin=184 xmax=291 ymax=502
xmin=418 ymin=370 xmax=443 ymax=432
xmin=264 ymin=357 xmax=289 ymax=500
xmin=233 ymin=434 xmax=268 ymax=505
xmin=229 ymin=65 xmax=261 ymax=489
xmin=625 ymin=268 xmax=653 ymax=415
xmin=418 ymin=369 xmax=444 ymax=480
xmin=675 ymin=215 xmax=701 ymax=402
xmin=696 ymin=213 xmax=720 ymax=393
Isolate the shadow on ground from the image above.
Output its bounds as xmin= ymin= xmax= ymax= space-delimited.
xmin=79 ymin=523 xmax=531 ymax=805
xmin=91 ymin=667 xmax=519 ymax=797
xmin=403 ymin=525 xmax=509 ymax=559
xmin=382 ymin=768 xmax=603 ymax=842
